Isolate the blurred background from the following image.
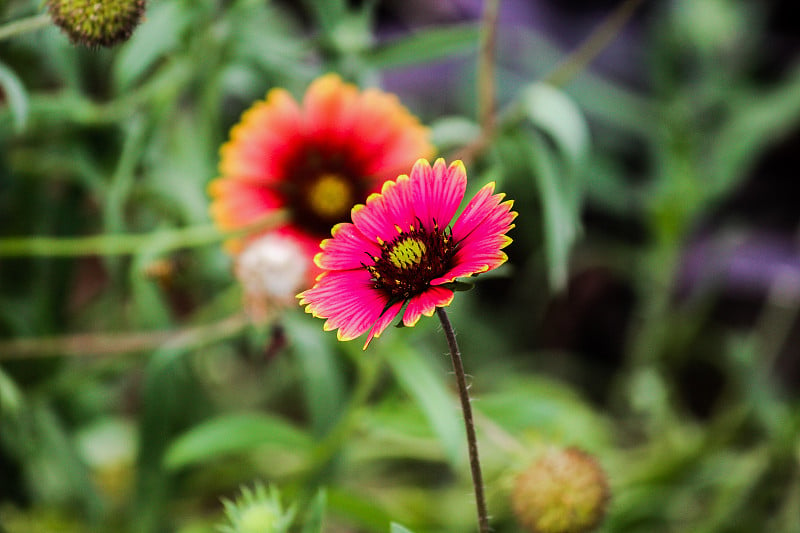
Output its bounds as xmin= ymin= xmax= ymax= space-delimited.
xmin=1 ymin=0 xmax=799 ymax=531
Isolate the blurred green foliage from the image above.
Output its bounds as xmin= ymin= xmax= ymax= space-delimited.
xmin=2 ymin=0 xmax=800 ymax=532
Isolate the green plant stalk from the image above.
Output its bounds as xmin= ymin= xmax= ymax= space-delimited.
xmin=0 ymin=209 xmax=289 ymax=257
xmin=477 ymin=0 xmax=500 ymax=138
xmin=0 ymin=13 xmax=51 ymax=42
xmin=437 ymin=307 xmax=490 ymax=533
xmin=544 ymin=0 xmax=643 ymax=87
xmin=0 ymin=312 xmax=249 ymax=360
xmin=305 ymin=352 xmax=381 ymax=476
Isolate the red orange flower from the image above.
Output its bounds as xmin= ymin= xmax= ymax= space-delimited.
xmin=298 ymin=158 xmax=516 ymax=348
xmin=208 ymin=73 xmax=435 ymax=286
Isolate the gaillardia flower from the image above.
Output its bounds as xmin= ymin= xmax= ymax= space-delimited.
xmin=298 ymin=158 xmax=516 ymax=348
xmin=208 ymin=74 xmax=434 ymax=287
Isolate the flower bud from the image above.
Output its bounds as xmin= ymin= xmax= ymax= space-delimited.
xmin=235 ymin=233 xmax=310 ymax=320
xmin=46 ymin=0 xmax=146 ymax=47
xmin=512 ymin=447 xmax=610 ymax=533
xmin=219 ymin=484 xmax=295 ymax=533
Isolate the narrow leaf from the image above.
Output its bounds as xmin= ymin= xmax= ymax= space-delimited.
xmin=366 ymin=24 xmax=479 ymax=69
xmin=284 ymin=313 xmax=347 ymax=437
xmin=520 ymin=82 xmax=590 ymax=174
xmin=527 ymin=132 xmax=581 ymax=290
xmin=385 ymin=343 xmax=463 ymax=467
xmin=164 ymin=413 xmax=311 ymax=470
xmin=301 ymin=488 xmax=327 ymax=533
xmin=0 ymin=61 xmax=29 ymax=132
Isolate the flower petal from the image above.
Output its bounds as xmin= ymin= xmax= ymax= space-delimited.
xmin=350 ymin=89 xmax=435 ymax=185
xmin=303 ymin=73 xmax=361 ymax=144
xmin=409 ymin=158 xmax=467 ymax=231
xmin=219 ymin=88 xmax=302 ymax=183
xmin=433 ymin=182 xmax=517 ymax=283
xmin=298 ymin=269 xmax=400 ymax=344
xmin=363 ymin=299 xmax=404 ymax=349
xmin=315 ymin=222 xmax=382 ymax=271
xmin=350 ymin=174 xmax=415 ymax=244
xmin=208 ymin=178 xmax=283 ymax=230
xmin=402 ymin=286 xmax=454 ymax=327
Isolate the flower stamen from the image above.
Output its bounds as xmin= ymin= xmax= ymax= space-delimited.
xmin=366 ymin=224 xmax=455 ymax=299
xmin=387 ymin=237 xmax=427 ymax=269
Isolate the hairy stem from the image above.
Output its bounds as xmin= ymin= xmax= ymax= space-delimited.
xmin=436 ymin=307 xmax=489 ymax=533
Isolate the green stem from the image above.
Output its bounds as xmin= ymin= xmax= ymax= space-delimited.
xmin=436 ymin=307 xmax=489 ymax=533
xmin=305 ymin=353 xmax=381 ymax=474
xmin=0 ymin=13 xmax=51 ymax=42
xmin=0 ymin=209 xmax=288 ymax=257
xmin=450 ymin=0 xmax=500 ymax=165
xmin=544 ymin=0 xmax=643 ymax=87
xmin=0 ymin=313 xmax=249 ymax=360
xmin=477 ymin=0 xmax=500 ymax=138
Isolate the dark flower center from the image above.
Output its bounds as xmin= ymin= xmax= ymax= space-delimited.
xmin=365 ymin=222 xmax=456 ymax=300
xmin=282 ymin=146 xmax=367 ymax=236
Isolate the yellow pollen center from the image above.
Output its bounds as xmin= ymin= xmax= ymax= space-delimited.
xmin=308 ymin=174 xmax=352 ymax=218
xmin=387 ymin=238 xmax=427 ymax=269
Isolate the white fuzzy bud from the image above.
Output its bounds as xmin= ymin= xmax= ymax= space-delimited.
xmin=236 ymin=233 xmax=309 ymax=306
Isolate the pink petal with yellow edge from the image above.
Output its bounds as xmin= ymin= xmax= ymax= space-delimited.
xmin=451 ymin=186 xmax=516 ymax=250
xmin=298 ymin=269 xmax=394 ymax=343
xmin=316 ymin=223 xmax=382 ymax=271
xmin=379 ymin=174 xmax=417 ymax=231
xmin=363 ymin=299 xmax=404 ymax=349
xmin=433 ymin=186 xmax=517 ymax=283
xmin=409 ymin=158 xmax=466 ymax=230
xmin=351 ymin=175 xmax=415 ymax=244
xmin=402 ymin=287 xmax=454 ymax=327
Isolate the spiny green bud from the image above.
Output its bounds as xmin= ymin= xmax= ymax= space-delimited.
xmin=218 ymin=483 xmax=295 ymax=533
xmin=46 ymin=0 xmax=146 ymax=48
xmin=512 ymin=447 xmax=610 ymax=533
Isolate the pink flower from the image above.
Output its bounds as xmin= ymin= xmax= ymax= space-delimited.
xmin=208 ymin=74 xmax=434 ymax=288
xmin=298 ymin=158 xmax=516 ymax=348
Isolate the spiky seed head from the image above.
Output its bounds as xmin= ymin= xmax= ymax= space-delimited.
xmin=46 ymin=0 xmax=146 ymax=47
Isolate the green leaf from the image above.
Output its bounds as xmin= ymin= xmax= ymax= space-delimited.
xmin=0 ymin=61 xmax=29 ymax=132
xmin=708 ymin=66 xmax=800 ymax=199
xmin=0 ymin=366 xmax=22 ymax=418
xmin=429 ymin=116 xmax=482 ymax=152
xmin=520 ymin=82 xmax=590 ymax=174
xmin=164 ymin=413 xmax=312 ymax=470
xmin=284 ymin=312 xmax=347 ymax=437
xmin=302 ymin=0 xmax=347 ymax=36
xmin=390 ymin=523 xmax=416 ymax=533
xmin=526 ymin=131 xmax=582 ymax=290
xmin=439 ymin=280 xmax=475 ymax=292
xmin=113 ymin=1 xmax=191 ymax=91
xmin=479 ymin=377 xmax=610 ymax=448
xmin=384 ymin=343 xmax=463 ymax=467
xmin=327 ymin=488 xmax=393 ymax=532
xmin=301 ymin=488 xmax=327 ymax=533
xmin=366 ymin=24 xmax=479 ymax=69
